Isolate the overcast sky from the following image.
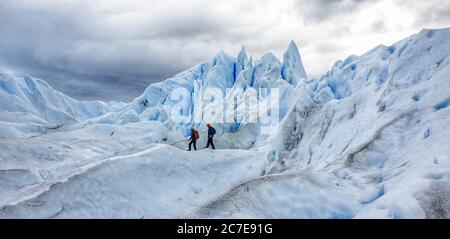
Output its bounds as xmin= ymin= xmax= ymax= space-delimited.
xmin=0 ymin=0 xmax=449 ymax=102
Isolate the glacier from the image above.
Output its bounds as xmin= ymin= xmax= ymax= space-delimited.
xmin=0 ymin=28 xmax=449 ymax=218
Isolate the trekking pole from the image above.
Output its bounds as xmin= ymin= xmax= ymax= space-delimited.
xmin=170 ymin=138 xmax=189 ymax=146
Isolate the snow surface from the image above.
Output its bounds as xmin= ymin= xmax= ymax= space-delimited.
xmin=0 ymin=28 xmax=450 ymax=218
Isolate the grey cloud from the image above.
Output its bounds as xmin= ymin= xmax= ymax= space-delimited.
xmin=372 ymin=20 xmax=387 ymax=32
xmin=314 ymin=42 xmax=346 ymax=54
xmin=415 ymin=1 xmax=450 ymax=26
xmin=293 ymin=0 xmax=375 ymax=23
xmin=0 ymin=0 xmax=238 ymax=101
xmin=31 ymin=70 xmax=153 ymax=102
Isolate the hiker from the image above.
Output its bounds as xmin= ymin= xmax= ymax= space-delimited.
xmin=188 ymin=128 xmax=199 ymax=151
xmin=206 ymin=123 xmax=216 ymax=150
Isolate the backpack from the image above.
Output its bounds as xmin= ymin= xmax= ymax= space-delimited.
xmin=194 ymin=130 xmax=200 ymax=140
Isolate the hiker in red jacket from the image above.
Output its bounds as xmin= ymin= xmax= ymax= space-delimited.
xmin=188 ymin=128 xmax=199 ymax=151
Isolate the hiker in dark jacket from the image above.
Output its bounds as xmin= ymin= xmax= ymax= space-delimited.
xmin=188 ymin=128 xmax=198 ymax=151
xmin=206 ymin=124 xmax=216 ymax=150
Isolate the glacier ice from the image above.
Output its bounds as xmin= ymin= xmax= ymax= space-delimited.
xmin=0 ymin=72 xmax=115 ymax=137
xmin=281 ymin=40 xmax=308 ymax=87
xmin=1 ymin=28 xmax=450 ymax=218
